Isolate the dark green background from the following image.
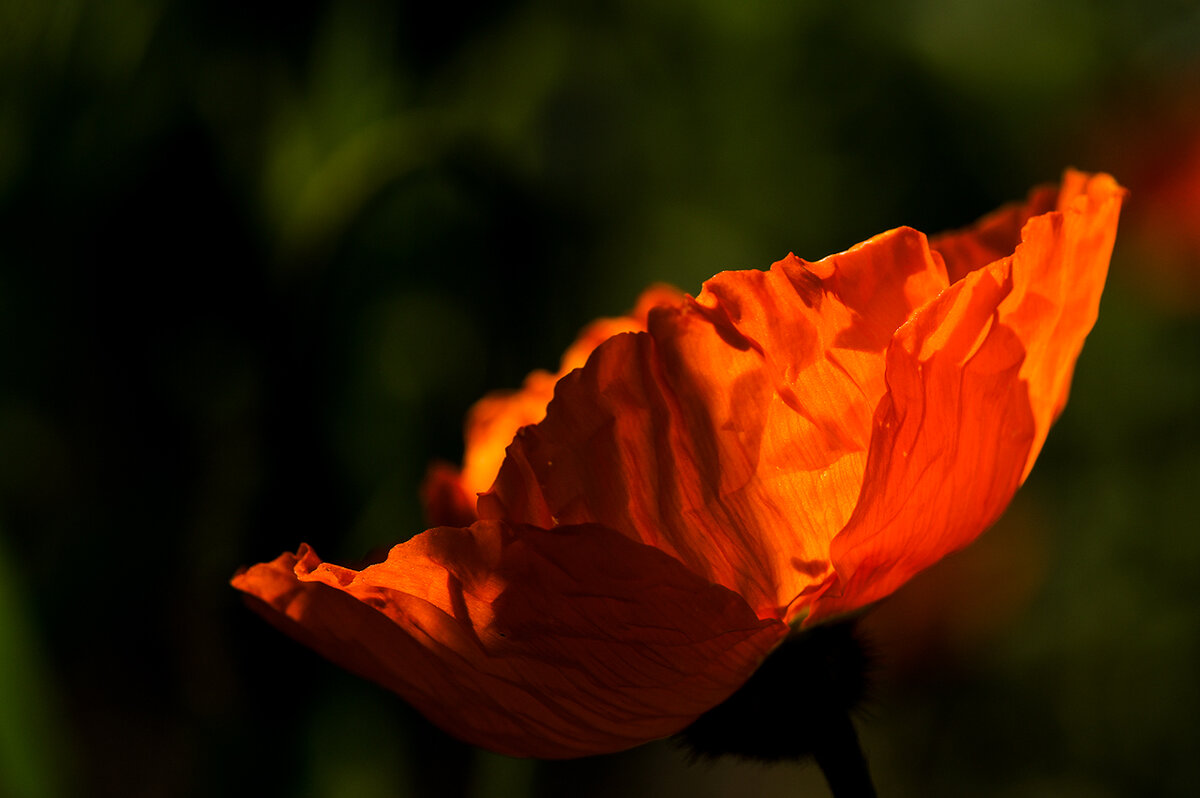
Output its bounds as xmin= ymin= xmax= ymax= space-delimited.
xmin=2 ymin=1 xmax=1199 ymax=796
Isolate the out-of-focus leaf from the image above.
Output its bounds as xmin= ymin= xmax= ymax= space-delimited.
xmin=0 ymin=528 xmax=69 ymax=798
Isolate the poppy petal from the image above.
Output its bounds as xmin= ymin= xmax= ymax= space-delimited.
xmin=482 ymin=230 xmax=949 ymax=617
xmin=455 ymin=371 xmax=560 ymax=509
xmin=930 ymin=171 xmax=1123 ymax=476
xmin=806 ymin=262 xmax=1037 ymax=623
xmin=449 ymin=285 xmax=685 ymax=509
xmin=808 ymin=170 xmax=1124 ymax=623
xmin=231 ymin=520 xmax=786 ymax=758
xmin=930 ymin=185 xmax=1059 ymax=284
xmin=998 ymin=170 xmax=1125 ymax=476
xmin=696 ymin=228 xmax=949 ymax=463
xmin=419 ymin=462 xmax=477 ymax=528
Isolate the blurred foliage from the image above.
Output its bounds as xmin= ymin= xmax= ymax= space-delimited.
xmin=1 ymin=0 xmax=1199 ymax=796
xmin=0 ymin=527 xmax=69 ymax=798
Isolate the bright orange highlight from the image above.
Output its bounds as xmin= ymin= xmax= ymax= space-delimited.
xmin=233 ymin=170 xmax=1124 ymax=758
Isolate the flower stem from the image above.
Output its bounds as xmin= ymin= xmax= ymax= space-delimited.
xmin=812 ymin=709 xmax=876 ymax=798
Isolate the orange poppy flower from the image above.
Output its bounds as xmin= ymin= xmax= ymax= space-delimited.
xmin=233 ymin=170 xmax=1123 ymax=759
xmin=421 ymin=283 xmax=684 ymax=528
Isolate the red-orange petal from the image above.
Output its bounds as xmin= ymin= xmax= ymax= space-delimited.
xmin=928 ymin=172 xmax=1123 ymax=473
xmin=419 ymin=462 xmax=477 ymax=528
xmin=231 ymin=521 xmax=786 ymax=758
xmin=807 ymin=170 xmax=1125 ymax=623
xmin=930 ymin=184 xmax=1059 ymax=284
xmin=1000 ymin=170 xmax=1125 ymax=477
xmin=807 ymin=262 xmax=1036 ymax=623
xmin=239 ymin=170 xmax=1124 ymax=760
xmin=445 ymin=284 xmax=685 ymax=516
xmin=481 ymin=230 xmax=950 ymax=618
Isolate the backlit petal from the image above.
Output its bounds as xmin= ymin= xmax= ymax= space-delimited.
xmin=930 ymin=185 xmax=1059 ymax=284
xmin=807 ymin=263 xmax=1036 ymax=623
xmin=238 ymin=170 xmax=1124 ymax=760
xmin=931 ymin=171 xmax=1123 ymax=474
xmin=449 ymin=285 xmax=684 ymax=511
xmin=808 ymin=170 xmax=1124 ymax=623
xmin=482 ymin=229 xmax=949 ymax=617
xmin=998 ymin=170 xmax=1124 ymax=476
xmin=420 ymin=462 xmax=477 ymax=528
xmin=231 ymin=521 xmax=786 ymax=758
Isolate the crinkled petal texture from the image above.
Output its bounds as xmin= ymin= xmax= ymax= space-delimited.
xmin=481 ymin=228 xmax=952 ymax=618
xmin=234 ymin=170 xmax=1123 ymax=759
xmin=805 ymin=171 xmax=1123 ymax=622
xmin=232 ymin=522 xmax=786 ymax=758
xmin=422 ymin=285 xmax=684 ymax=527
xmin=482 ymin=170 xmax=1123 ymax=622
